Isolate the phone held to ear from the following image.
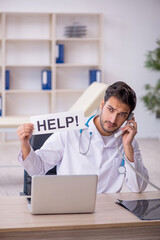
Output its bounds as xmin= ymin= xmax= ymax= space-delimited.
xmin=114 ymin=112 xmax=134 ymax=138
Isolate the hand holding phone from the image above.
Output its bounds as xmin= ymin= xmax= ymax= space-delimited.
xmin=114 ymin=113 xmax=134 ymax=138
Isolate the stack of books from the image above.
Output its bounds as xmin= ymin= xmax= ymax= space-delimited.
xmin=64 ymin=23 xmax=87 ymax=38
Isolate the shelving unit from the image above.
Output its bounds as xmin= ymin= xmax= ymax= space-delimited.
xmin=0 ymin=12 xmax=103 ymax=141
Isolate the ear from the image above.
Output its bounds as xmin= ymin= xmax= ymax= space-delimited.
xmin=100 ymin=99 xmax=105 ymax=110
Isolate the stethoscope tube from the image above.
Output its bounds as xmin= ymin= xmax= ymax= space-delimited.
xmin=79 ymin=115 xmax=95 ymax=155
xmin=79 ymin=131 xmax=92 ymax=155
xmin=79 ymin=115 xmax=125 ymax=173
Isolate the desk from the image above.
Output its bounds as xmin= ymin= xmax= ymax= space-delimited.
xmin=0 ymin=192 xmax=160 ymax=240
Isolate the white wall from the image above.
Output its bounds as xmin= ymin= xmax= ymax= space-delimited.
xmin=0 ymin=0 xmax=160 ymax=139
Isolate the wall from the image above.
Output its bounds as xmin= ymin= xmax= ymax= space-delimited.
xmin=0 ymin=0 xmax=160 ymax=139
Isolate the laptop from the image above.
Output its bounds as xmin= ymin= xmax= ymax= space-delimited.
xmin=27 ymin=175 xmax=98 ymax=215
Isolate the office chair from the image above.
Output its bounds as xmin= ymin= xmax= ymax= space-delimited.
xmin=22 ymin=133 xmax=57 ymax=196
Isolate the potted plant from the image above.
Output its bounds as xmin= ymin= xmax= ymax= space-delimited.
xmin=141 ymin=39 xmax=160 ymax=118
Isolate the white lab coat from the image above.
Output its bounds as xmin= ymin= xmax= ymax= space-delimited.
xmin=18 ymin=117 xmax=149 ymax=193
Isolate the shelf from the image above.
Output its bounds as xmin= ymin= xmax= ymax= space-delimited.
xmin=0 ymin=12 xmax=103 ymax=137
xmin=56 ymin=13 xmax=101 ymax=39
xmin=6 ymin=40 xmax=51 ymax=66
xmin=5 ymin=63 xmax=51 ymax=68
xmin=5 ymin=89 xmax=86 ymax=95
xmin=56 ymin=64 xmax=101 ymax=68
xmin=6 ymin=38 xmax=52 ymax=42
xmin=55 ymin=89 xmax=85 ymax=93
xmin=6 ymin=13 xmax=52 ymax=39
xmin=56 ymin=38 xmax=101 ymax=42
xmin=5 ymin=90 xmax=52 ymax=94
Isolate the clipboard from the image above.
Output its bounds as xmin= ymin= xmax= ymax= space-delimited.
xmin=116 ymin=198 xmax=160 ymax=220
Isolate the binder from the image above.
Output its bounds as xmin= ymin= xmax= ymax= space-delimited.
xmin=41 ymin=70 xmax=52 ymax=90
xmin=0 ymin=96 xmax=2 ymax=116
xmin=56 ymin=44 xmax=64 ymax=64
xmin=5 ymin=70 xmax=10 ymax=90
xmin=89 ymin=70 xmax=101 ymax=85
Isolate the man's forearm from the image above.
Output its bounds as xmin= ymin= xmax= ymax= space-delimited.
xmin=123 ymin=144 xmax=134 ymax=162
xmin=21 ymin=142 xmax=31 ymax=160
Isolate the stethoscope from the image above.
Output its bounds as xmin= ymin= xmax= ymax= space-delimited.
xmin=117 ymin=156 xmax=125 ymax=174
xmin=79 ymin=115 xmax=126 ymax=174
xmin=79 ymin=115 xmax=95 ymax=156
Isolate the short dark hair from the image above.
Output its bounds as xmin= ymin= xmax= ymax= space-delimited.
xmin=104 ymin=81 xmax=137 ymax=113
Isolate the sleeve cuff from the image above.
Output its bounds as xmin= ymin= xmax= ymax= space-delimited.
xmin=18 ymin=147 xmax=34 ymax=169
xmin=124 ymin=157 xmax=137 ymax=173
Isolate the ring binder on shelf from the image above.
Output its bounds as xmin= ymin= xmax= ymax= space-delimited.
xmin=89 ymin=69 xmax=101 ymax=85
xmin=41 ymin=70 xmax=52 ymax=90
xmin=56 ymin=44 xmax=64 ymax=64
xmin=5 ymin=70 xmax=10 ymax=90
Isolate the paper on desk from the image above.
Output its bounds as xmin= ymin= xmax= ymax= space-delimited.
xmin=30 ymin=111 xmax=86 ymax=135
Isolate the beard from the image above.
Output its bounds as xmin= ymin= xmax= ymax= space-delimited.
xmin=99 ymin=113 xmax=119 ymax=134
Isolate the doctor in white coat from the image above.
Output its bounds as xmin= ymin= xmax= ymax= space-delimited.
xmin=17 ymin=81 xmax=149 ymax=193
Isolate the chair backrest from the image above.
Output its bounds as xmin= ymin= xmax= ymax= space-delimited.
xmin=23 ymin=133 xmax=56 ymax=196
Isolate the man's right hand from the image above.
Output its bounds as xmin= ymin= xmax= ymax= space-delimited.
xmin=17 ymin=123 xmax=34 ymax=160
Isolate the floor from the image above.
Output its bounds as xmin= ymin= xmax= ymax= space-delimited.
xmin=0 ymin=138 xmax=160 ymax=196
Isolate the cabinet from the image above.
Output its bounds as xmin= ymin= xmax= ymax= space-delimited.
xmin=0 ymin=12 xmax=103 ymax=120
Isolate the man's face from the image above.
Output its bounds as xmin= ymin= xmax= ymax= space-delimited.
xmin=99 ymin=96 xmax=131 ymax=135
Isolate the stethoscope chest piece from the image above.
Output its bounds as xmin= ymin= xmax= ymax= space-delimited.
xmin=118 ymin=157 xmax=126 ymax=174
xmin=118 ymin=166 xmax=126 ymax=174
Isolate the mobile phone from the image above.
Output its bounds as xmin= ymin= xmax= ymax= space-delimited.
xmin=114 ymin=112 xmax=134 ymax=138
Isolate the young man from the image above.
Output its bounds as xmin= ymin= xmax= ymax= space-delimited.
xmin=17 ymin=81 xmax=149 ymax=193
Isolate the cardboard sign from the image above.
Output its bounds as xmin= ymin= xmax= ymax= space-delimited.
xmin=30 ymin=111 xmax=85 ymax=135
